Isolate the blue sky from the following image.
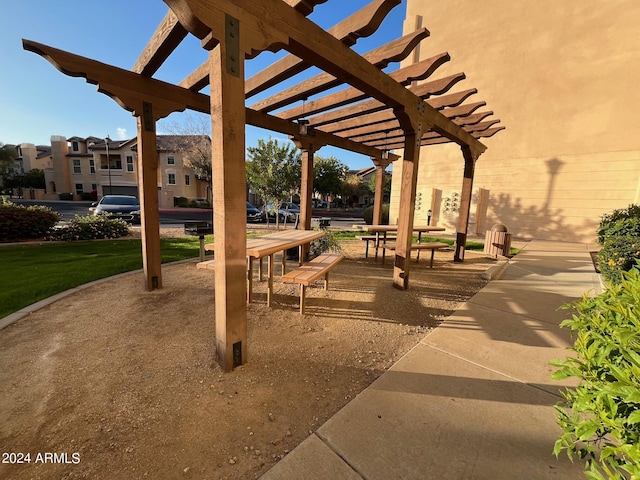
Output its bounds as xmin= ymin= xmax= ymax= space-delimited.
xmin=1 ymin=0 xmax=406 ymax=169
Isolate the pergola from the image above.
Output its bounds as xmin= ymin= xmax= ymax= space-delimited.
xmin=24 ymin=0 xmax=503 ymax=371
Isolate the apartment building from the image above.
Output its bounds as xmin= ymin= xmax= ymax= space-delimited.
xmin=11 ymin=135 xmax=210 ymax=208
xmin=390 ymin=0 xmax=640 ymax=242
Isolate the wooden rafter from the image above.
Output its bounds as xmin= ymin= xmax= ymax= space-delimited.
xmin=245 ymin=0 xmax=400 ymax=97
xmin=275 ymin=50 xmax=449 ymax=120
xmin=250 ymin=28 xmax=431 ymax=113
xmin=178 ymin=0 xmax=399 ymax=94
xmin=166 ymin=0 xmax=486 ymax=152
xmin=310 ymin=72 xmax=466 ymax=132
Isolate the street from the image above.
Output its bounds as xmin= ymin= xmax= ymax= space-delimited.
xmin=8 ymin=199 xmax=364 ymax=230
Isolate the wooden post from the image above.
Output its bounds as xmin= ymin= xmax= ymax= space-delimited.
xmin=210 ymin=19 xmax=248 ymax=371
xmin=372 ymin=163 xmax=386 ymax=225
xmin=454 ymin=145 xmax=478 ymax=262
xmin=293 ymin=139 xmax=315 ymax=231
xmin=136 ymin=103 xmax=162 ymax=291
xmin=393 ymin=121 xmax=423 ymax=290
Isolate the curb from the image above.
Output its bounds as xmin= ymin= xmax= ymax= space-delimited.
xmin=481 ymin=256 xmax=510 ymax=281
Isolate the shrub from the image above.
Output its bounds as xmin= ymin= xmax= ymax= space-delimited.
xmin=48 ymin=214 xmax=130 ymax=241
xmin=551 ymin=266 xmax=640 ymax=479
xmin=309 ymin=228 xmax=343 ymax=259
xmin=363 ymin=205 xmax=389 ymax=225
xmin=175 ymin=196 xmax=189 ymax=208
xmin=0 ymin=199 xmax=61 ymax=242
xmin=597 ymin=204 xmax=640 ymax=245
xmin=58 ymin=192 xmax=73 ymax=201
xmin=597 ymin=235 xmax=640 ymax=284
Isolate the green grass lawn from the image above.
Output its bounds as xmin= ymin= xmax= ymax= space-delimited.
xmin=0 ymin=231 xmax=498 ymax=320
xmin=0 ymin=237 xmax=211 ymax=319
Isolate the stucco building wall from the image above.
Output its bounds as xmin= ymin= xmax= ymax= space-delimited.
xmin=390 ymin=0 xmax=640 ymax=241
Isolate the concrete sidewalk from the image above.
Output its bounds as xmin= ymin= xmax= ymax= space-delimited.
xmin=261 ymin=240 xmax=601 ymax=479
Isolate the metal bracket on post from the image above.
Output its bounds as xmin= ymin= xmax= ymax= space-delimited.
xmin=225 ymin=14 xmax=240 ymax=77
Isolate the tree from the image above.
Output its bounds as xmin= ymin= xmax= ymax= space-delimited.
xmin=159 ymin=114 xmax=212 ymax=201
xmin=341 ymin=174 xmax=364 ymax=207
xmin=23 ymin=169 xmax=46 ymax=189
xmin=313 ymin=155 xmax=348 ymax=200
xmin=367 ymin=171 xmax=392 ymax=199
xmin=0 ymin=143 xmax=17 ymax=176
xmin=246 ymin=136 xmax=301 ymax=226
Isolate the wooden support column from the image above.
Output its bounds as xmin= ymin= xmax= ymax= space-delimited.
xmin=210 ymin=19 xmax=248 ymax=372
xmin=372 ymin=162 xmax=386 ymax=225
xmin=393 ymin=120 xmax=423 ymax=290
xmin=136 ymin=103 xmax=162 ymax=291
xmin=292 ymin=138 xmax=316 ymax=231
xmin=454 ymin=145 xmax=479 ymax=262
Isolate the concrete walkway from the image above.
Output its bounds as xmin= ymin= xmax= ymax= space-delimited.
xmin=261 ymin=240 xmax=602 ymax=479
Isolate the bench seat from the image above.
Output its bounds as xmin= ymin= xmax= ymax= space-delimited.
xmin=356 ymin=234 xmax=396 ymax=258
xmin=196 ymin=259 xmax=216 ymax=270
xmin=381 ymin=242 xmax=450 ymax=267
xmin=281 ymin=252 xmax=344 ymax=314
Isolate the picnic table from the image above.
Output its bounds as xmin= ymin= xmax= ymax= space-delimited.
xmin=204 ymin=229 xmax=325 ymax=307
xmin=353 ymin=225 xmax=446 ymax=261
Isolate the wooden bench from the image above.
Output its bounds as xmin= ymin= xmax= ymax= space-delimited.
xmin=281 ymin=252 xmax=344 ymax=314
xmin=196 ymin=259 xmax=216 ymax=270
xmin=356 ymin=235 xmax=396 ymax=258
xmin=381 ymin=242 xmax=450 ymax=267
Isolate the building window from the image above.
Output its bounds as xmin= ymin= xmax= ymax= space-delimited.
xmin=89 ymin=159 xmax=95 ymax=174
xmin=167 ymin=155 xmax=175 ymax=165
xmin=75 ymin=183 xmax=84 ymax=194
xmin=168 ymin=173 xmax=176 ymax=185
xmin=126 ymin=155 xmax=134 ymax=172
xmin=72 ymin=141 xmax=79 ymax=152
xmin=73 ymin=159 xmax=81 ymax=174
xmin=185 ymin=175 xmax=190 ymax=186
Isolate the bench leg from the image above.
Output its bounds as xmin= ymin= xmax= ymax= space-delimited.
xmin=324 ymin=272 xmax=329 ymax=290
xmin=430 ymin=249 xmax=435 ymax=268
xmin=268 ymin=254 xmax=274 ymax=307
xmin=364 ymin=239 xmax=370 ymax=259
xmin=281 ymin=250 xmax=287 ymax=275
xmin=259 ymin=257 xmax=264 ymax=282
xmin=299 ymin=284 xmax=306 ymax=315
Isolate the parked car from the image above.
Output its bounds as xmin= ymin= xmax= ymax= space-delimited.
xmin=312 ymin=198 xmax=328 ymax=208
xmin=91 ymin=195 xmax=141 ymax=223
xmin=246 ymin=202 xmax=264 ymax=223
xmin=265 ymin=202 xmax=300 ymax=223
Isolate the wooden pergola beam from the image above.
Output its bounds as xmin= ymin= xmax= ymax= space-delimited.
xmin=133 ymin=10 xmax=188 ymax=76
xmin=275 ymin=50 xmax=449 ymax=120
xmin=313 ymin=72 xmax=466 ymax=132
xmin=250 ymin=28 xmax=431 ymax=113
xmin=245 ymin=0 xmax=400 ymax=97
xmin=166 ymin=0 xmax=486 ymax=153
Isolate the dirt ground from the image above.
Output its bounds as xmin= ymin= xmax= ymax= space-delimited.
xmin=0 ymin=229 xmax=494 ymax=480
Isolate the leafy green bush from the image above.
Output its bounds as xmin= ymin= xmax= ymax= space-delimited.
xmin=309 ymin=228 xmax=343 ymax=258
xmin=48 ymin=214 xmax=130 ymax=241
xmin=597 ymin=204 xmax=640 ymax=245
xmin=175 ymin=196 xmax=189 ymax=208
xmin=363 ymin=205 xmax=389 ymax=225
xmin=0 ymin=199 xmax=61 ymax=242
xmin=597 ymin=235 xmax=640 ymax=284
xmin=551 ymin=266 xmax=640 ymax=479
xmin=58 ymin=192 xmax=73 ymax=200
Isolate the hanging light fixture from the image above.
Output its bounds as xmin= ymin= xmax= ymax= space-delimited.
xmin=381 ymin=130 xmax=390 ymax=160
xmin=298 ymin=97 xmax=310 ymax=136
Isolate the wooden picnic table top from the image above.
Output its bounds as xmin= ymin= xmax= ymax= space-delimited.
xmin=205 ymin=229 xmax=325 ymax=259
xmin=353 ymin=225 xmax=446 ymax=233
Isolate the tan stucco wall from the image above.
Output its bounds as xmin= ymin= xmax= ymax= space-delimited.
xmin=391 ymin=0 xmax=640 ymax=241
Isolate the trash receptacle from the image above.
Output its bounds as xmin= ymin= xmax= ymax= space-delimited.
xmin=484 ymin=223 xmax=512 ymax=258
